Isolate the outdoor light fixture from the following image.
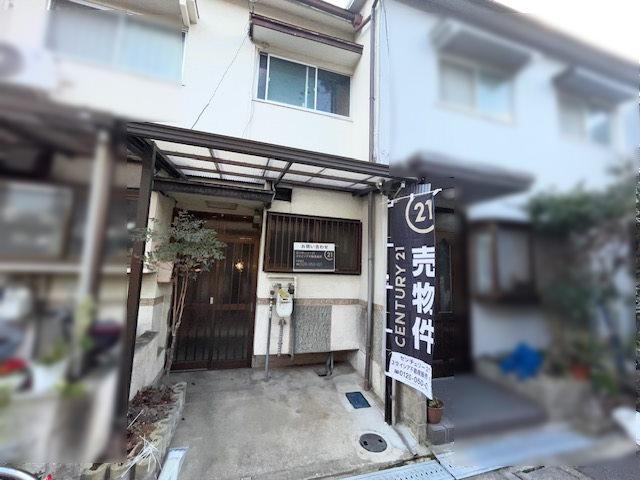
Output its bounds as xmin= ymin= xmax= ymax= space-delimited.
xmin=234 ymin=260 xmax=245 ymax=272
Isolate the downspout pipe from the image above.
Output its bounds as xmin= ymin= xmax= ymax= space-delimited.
xmin=363 ymin=0 xmax=379 ymax=391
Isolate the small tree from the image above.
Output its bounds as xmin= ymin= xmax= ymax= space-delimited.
xmin=135 ymin=210 xmax=225 ymax=373
xmin=527 ymin=162 xmax=635 ymax=377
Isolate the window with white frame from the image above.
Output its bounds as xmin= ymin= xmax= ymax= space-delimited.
xmin=439 ymin=58 xmax=513 ymax=120
xmin=558 ymin=95 xmax=612 ymax=146
xmin=47 ymin=0 xmax=185 ymax=81
xmin=257 ymin=53 xmax=350 ymax=117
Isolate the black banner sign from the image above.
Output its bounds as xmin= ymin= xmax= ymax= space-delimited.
xmin=386 ymin=190 xmax=437 ymax=398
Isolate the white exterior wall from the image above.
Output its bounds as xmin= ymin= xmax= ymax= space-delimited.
xmin=18 ymin=0 xmax=370 ymax=161
xmin=254 ymin=187 xmax=367 ymax=356
xmin=378 ymin=0 xmax=636 ymax=357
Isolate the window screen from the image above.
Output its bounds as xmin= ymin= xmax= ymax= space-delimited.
xmin=264 ymin=212 xmax=361 ymax=274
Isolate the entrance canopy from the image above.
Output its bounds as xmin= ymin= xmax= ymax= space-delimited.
xmin=127 ymin=122 xmax=403 ymax=200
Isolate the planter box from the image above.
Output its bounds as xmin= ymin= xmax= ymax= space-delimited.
xmin=476 ymin=358 xmax=590 ymax=420
xmin=81 ymin=382 xmax=187 ymax=480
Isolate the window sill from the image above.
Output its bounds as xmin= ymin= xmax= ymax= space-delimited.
xmin=253 ymin=98 xmax=353 ymax=122
xmin=436 ymin=101 xmax=515 ymax=126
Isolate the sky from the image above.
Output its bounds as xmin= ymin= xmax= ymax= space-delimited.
xmin=327 ymin=0 xmax=639 ymax=62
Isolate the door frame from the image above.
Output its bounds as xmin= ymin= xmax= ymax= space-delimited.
xmin=170 ymin=210 xmax=261 ymax=371
xmin=433 ymin=206 xmax=472 ymax=377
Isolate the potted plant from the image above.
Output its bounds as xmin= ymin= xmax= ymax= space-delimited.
xmin=427 ymin=397 xmax=444 ymax=424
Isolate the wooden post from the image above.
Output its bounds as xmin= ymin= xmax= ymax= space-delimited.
xmin=117 ymin=143 xmax=156 ymax=420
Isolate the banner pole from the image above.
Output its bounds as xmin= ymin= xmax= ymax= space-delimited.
xmin=384 ymin=375 xmax=393 ymax=424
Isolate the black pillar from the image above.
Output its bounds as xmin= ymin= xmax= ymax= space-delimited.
xmin=117 ymin=143 xmax=156 ymax=420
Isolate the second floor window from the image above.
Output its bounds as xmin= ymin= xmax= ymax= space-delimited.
xmin=558 ymin=95 xmax=612 ymax=146
xmin=47 ymin=0 xmax=185 ymax=81
xmin=439 ymin=58 xmax=513 ymax=121
xmin=257 ymin=53 xmax=350 ymax=117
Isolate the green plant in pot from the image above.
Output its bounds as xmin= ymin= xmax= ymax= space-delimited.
xmin=427 ymin=397 xmax=444 ymax=424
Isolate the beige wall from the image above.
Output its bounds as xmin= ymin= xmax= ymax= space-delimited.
xmin=253 ymin=187 xmax=368 ymax=357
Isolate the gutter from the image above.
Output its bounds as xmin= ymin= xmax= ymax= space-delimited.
xmin=363 ymin=0 xmax=379 ymax=392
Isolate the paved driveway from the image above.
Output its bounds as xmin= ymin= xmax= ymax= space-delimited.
xmin=166 ymin=364 xmax=425 ymax=480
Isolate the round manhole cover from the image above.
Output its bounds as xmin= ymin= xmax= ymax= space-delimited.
xmin=359 ymin=433 xmax=387 ymax=453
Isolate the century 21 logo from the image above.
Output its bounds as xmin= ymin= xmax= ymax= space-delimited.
xmin=405 ymin=195 xmax=434 ymax=234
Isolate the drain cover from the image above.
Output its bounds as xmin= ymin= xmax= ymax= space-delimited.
xmin=359 ymin=433 xmax=387 ymax=452
xmin=346 ymin=391 xmax=371 ymax=409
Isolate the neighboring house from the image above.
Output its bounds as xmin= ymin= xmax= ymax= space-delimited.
xmin=371 ymin=0 xmax=636 ymax=373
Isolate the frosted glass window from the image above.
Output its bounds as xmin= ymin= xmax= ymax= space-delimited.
xmin=47 ymin=0 xmax=185 ymax=81
xmin=496 ymin=229 xmax=531 ymax=292
xmin=586 ymin=107 xmax=612 ymax=145
xmin=472 ymin=232 xmax=493 ymax=295
xmin=117 ymin=19 xmax=184 ymax=81
xmin=440 ymin=59 xmax=514 ymax=120
xmin=559 ymin=96 xmax=585 ymax=137
xmin=441 ymin=61 xmax=474 ymax=109
xmin=477 ymin=70 xmax=511 ymax=119
xmin=559 ymin=95 xmax=612 ymax=146
xmin=47 ymin=1 xmax=118 ymax=64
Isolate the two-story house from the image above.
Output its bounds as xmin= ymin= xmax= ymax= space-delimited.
xmin=0 ymin=0 xmax=411 ymax=467
xmin=34 ymin=0 xmax=389 ymax=389
xmin=364 ymin=0 xmax=637 ymax=443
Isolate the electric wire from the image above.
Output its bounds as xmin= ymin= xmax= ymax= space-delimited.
xmin=191 ymin=21 xmax=250 ymax=129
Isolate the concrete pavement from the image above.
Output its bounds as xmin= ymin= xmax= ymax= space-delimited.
xmin=166 ymin=364 xmax=427 ymax=480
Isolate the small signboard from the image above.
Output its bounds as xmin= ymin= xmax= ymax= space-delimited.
xmin=293 ymin=242 xmax=335 ymax=272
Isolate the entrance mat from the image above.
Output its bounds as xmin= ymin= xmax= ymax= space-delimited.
xmin=433 ymin=424 xmax=594 ymax=479
xmin=346 ymin=391 xmax=371 ymax=409
xmin=344 ymin=459 xmax=454 ymax=480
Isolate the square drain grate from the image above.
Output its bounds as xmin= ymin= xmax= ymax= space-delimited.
xmin=346 ymin=391 xmax=371 ymax=409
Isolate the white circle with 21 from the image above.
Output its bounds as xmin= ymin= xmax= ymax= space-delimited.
xmin=404 ymin=195 xmax=434 ymax=234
